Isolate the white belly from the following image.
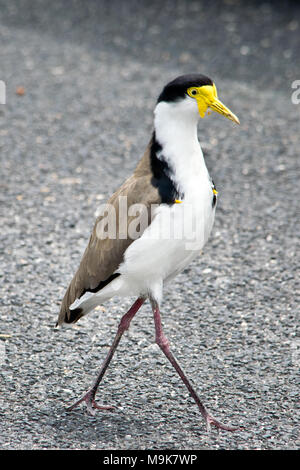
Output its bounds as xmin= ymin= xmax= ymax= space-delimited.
xmin=119 ymin=176 xmax=216 ymax=295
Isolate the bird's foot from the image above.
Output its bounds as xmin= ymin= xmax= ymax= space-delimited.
xmin=205 ymin=411 xmax=239 ymax=432
xmin=66 ymin=389 xmax=114 ymax=416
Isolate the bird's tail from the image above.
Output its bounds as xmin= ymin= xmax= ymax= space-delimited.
xmin=56 ymin=274 xmax=125 ymax=327
xmin=66 ymin=292 xmax=111 ymax=323
xmin=56 ymin=273 xmax=85 ymax=326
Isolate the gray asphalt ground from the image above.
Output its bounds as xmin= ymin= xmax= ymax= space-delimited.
xmin=0 ymin=0 xmax=299 ymax=450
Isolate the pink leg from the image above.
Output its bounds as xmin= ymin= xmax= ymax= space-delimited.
xmin=67 ymin=297 xmax=145 ymax=415
xmin=152 ymin=301 xmax=239 ymax=432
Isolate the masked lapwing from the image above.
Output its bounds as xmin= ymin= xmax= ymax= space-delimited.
xmin=56 ymin=74 xmax=240 ymax=431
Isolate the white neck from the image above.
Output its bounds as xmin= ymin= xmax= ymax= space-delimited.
xmin=153 ymin=99 xmax=209 ymax=191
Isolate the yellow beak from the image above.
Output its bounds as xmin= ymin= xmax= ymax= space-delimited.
xmin=208 ymin=98 xmax=240 ymax=125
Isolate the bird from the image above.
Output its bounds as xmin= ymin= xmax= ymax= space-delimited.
xmin=56 ymin=73 xmax=240 ymax=432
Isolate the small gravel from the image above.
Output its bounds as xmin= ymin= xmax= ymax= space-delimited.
xmin=0 ymin=0 xmax=299 ymax=450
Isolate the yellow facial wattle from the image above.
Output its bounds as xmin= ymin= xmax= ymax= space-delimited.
xmin=187 ymin=83 xmax=240 ymax=125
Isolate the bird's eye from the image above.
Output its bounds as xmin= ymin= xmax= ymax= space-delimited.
xmin=191 ymin=90 xmax=197 ymax=96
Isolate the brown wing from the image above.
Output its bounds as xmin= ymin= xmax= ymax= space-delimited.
xmin=57 ymin=143 xmax=160 ymax=325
